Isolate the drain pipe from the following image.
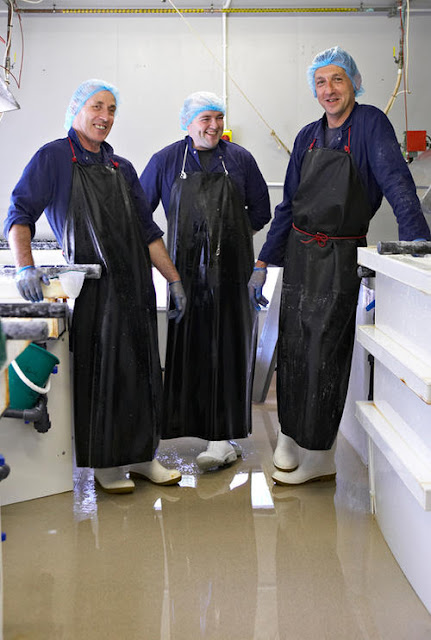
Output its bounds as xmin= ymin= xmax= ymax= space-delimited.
xmin=3 ymin=395 xmax=51 ymax=433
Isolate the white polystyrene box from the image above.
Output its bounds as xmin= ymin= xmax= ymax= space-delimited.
xmin=374 ymin=359 xmax=431 ymax=445
xmin=375 ymin=272 xmax=431 ymax=363
xmin=372 ymin=440 xmax=431 ymax=614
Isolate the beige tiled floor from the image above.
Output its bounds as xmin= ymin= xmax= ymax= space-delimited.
xmin=2 ymin=382 xmax=431 ymax=640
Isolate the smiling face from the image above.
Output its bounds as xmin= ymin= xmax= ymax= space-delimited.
xmin=314 ymin=64 xmax=355 ymax=129
xmin=187 ymin=110 xmax=224 ymax=150
xmin=72 ymin=90 xmax=116 ymax=152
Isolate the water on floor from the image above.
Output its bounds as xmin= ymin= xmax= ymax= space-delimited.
xmin=2 ymin=383 xmax=431 ymax=640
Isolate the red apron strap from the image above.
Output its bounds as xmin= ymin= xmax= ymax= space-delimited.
xmin=344 ymin=127 xmax=351 ymax=154
xmin=292 ymin=223 xmax=366 ymax=248
xmin=68 ymin=136 xmax=119 ymax=168
xmin=67 ymin=137 xmax=78 ymax=163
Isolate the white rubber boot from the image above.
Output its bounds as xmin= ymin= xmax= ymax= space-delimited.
xmin=196 ymin=440 xmax=240 ymax=471
xmin=128 ymin=459 xmax=181 ymax=486
xmin=273 ymin=430 xmax=299 ymax=471
xmin=229 ymin=441 xmax=242 ymax=457
xmin=94 ymin=467 xmax=135 ymax=494
xmin=272 ymin=444 xmax=336 ymax=486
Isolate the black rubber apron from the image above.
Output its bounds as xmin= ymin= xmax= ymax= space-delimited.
xmin=62 ymin=141 xmax=162 ymax=468
xmin=163 ymin=149 xmax=257 ymax=440
xmin=277 ymin=134 xmax=372 ymax=450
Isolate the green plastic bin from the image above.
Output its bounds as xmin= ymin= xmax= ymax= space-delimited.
xmin=8 ymin=343 xmax=60 ymax=410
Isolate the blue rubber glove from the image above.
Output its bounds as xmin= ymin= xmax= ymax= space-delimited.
xmin=168 ymin=280 xmax=187 ymax=323
xmin=248 ymin=267 xmax=268 ymax=310
xmin=15 ymin=266 xmax=50 ymax=303
xmin=413 ymin=238 xmax=428 ymax=258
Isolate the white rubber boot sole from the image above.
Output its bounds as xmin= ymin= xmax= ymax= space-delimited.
xmin=129 ymin=459 xmax=182 ymax=486
xmin=94 ymin=468 xmax=135 ymax=494
xmin=272 ymin=469 xmax=336 ymax=486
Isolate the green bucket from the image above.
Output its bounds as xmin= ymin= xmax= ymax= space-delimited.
xmin=8 ymin=343 xmax=60 ymax=410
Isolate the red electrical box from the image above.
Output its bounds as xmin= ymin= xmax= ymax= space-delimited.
xmin=406 ymin=130 xmax=427 ymax=152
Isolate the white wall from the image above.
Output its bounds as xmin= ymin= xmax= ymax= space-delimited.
xmin=1 ymin=10 xmax=431 ymax=253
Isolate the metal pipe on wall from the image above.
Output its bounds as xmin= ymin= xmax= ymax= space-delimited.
xmin=4 ymin=0 xmax=12 ymax=82
xmin=1 ymin=6 xmax=393 ymax=16
xmin=222 ymin=0 xmax=231 ymax=128
xmin=7 ymin=5 xmax=431 ymax=17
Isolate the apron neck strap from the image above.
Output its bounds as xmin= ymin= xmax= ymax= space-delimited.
xmin=68 ymin=137 xmax=78 ymax=163
xmin=68 ymin=136 xmax=118 ymax=168
xmin=309 ymin=126 xmax=352 ymax=153
xmin=344 ymin=127 xmax=351 ymax=154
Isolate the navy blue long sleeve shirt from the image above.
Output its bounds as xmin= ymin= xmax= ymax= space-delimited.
xmin=139 ymin=136 xmax=271 ymax=231
xmin=259 ymin=103 xmax=431 ymax=266
xmin=4 ymin=128 xmax=163 ymax=246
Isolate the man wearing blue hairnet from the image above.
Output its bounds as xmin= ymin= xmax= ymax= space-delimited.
xmin=5 ymin=79 xmax=186 ymax=493
xmin=140 ymin=91 xmax=271 ymax=471
xmin=249 ymin=46 xmax=431 ymax=485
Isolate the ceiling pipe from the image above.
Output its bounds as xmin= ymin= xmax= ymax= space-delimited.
xmin=9 ymin=2 xmax=431 ymax=16
xmin=9 ymin=5 xmax=431 ymax=17
xmin=5 ymin=6 xmax=398 ymax=16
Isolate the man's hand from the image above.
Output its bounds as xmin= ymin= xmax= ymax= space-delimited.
xmin=168 ymin=280 xmax=187 ymax=323
xmin=248 ymin=267 xmax=268 ymax=310
xmin=15 ymin=266 xmax=50 ymax=303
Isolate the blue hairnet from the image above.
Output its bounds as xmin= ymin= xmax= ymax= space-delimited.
xmin=307 ymin=46 xmax=364 ymax=97
xmin=64 ymin=79 xmax=120 ymax=132
xmin=179 ymin=91 xmax=225 ymax=130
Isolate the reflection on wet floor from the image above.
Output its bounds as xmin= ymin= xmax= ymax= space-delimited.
xmin=2 ymin=383 xmax=431 ymax=640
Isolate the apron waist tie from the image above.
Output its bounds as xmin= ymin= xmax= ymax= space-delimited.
xmin=292 ymin=223 xmax=366 ymax=248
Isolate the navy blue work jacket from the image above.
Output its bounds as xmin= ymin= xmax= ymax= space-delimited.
xmin=259 ymin=103 xmax=431 ymax=266
xmin=139 ymin=136 xmax=271 ymax=231
xmin=4 ymin=128 xmax=163 ymax=246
